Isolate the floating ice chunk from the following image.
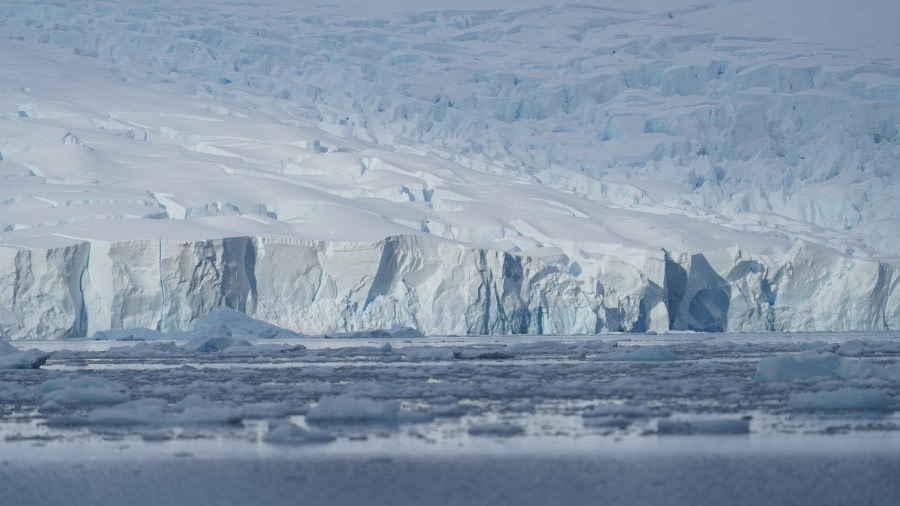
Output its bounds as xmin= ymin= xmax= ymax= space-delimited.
xmin=582 ymin=402 xmax=669 ymax=428
xmin=401 ymin=346 xmax=455 ymax=361
xmin=175 ymin=394 xmax=243 ymax=424
xmin=80 ymin=398 xmax=169 ymax=426
xmin=346 ymin=380 xmax=392 ymax=397
xmin=453 ymin=348 xmax=516 ymax=360
xmin=657 ymin=418 xmax=750 ymax=435
xmin=836 ymin=340 xmax=900 ymax=357
xmin=105 ymin=341 xmax=179 ymax=356
xmin=306 ymin=395 xmax=430 ymax=424
xmin=598 ymin=346 xmax=681 ymax=362
xmin=583 ymin=402 xmax=669 ymax=419
xmin=41 ymin=376 xmax=130 ymax=407
xmin=48 ymin=394 xmax=244 ymax=427
xmin=240 ymin=401 xmax=302 ymax=419
xmin=429 ymin=396 xmax=469 ymax=417
xmin=755 ymin=350 xmax=843 ymax=382
xmin=324 ymin=326 xmax=422 ymax=339
xmin=467 ymin=422 xmax=525 ymax=437
xmin=788 ymin=389 xmax=894 ymax=410
xmin=430 ymin=402 xmax=468 ymax=417
xmin=187 ymin=308 xmax=301 ymax=340
xmin=263 ymin=422 xmax=335 ymax=445
xmin=182 ymin=333 xmax=250 ymax=353
xmin=753 ymin=350 xmax=900 ymax=382
xmin=89 ymin=327 xmax=168 ymax=341
xmin=0 ymin=341 xmax=50 ymax=369
xmin=583 ymin=416 xmax=633 ymax=429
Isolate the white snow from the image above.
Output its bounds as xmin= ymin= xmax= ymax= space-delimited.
xmin=0 ymin=0 xmax=897 ymax=339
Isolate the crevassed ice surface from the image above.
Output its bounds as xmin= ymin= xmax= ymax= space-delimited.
xmin=0 ymin=0 xmax=898 ymax=338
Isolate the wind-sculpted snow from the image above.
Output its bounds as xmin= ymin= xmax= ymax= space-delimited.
xmin=0 ymin=0 xmax=898 ymax=337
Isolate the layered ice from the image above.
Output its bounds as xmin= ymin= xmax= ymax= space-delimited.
xmin=1 ymin=235 xmax=897 ymax=340
xmin=0 ymin=0 xmax=898 ymax=338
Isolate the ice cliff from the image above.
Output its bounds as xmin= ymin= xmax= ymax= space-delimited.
xmin=0 ymin=0 xmax=898 ymax=338
xmin=1 ymin=235 xmax=897 ymax=340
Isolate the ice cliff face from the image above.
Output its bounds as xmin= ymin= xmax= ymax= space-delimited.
xmin=1 ymin=235 xmax=897 ymax=340
xmin=0 ymin=1 xmax=898 ymax=338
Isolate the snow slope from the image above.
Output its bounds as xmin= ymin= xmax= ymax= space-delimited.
xmin=0 ymin=0 xmax=898 ymax=338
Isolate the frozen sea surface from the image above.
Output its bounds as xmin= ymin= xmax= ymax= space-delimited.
xmin=1 ymin=332 xmax=899 ymax=505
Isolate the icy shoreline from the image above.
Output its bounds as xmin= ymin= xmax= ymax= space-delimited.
xmin=3 ymin=234 xmax=898 ymax=340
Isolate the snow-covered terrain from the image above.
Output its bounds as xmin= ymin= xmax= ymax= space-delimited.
xmin=1 ymin=0 xmax=899 ymax=338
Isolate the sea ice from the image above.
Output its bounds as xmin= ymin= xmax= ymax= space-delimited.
xmin=788 ymin=389 xmax=894 ymax=411
xmin=186 ymin=309 xmax=302 ymax=340
xmin=756 ymin=350 xmax=900 ymax=382
xmin=41 ymin=376 xmax=130 ymax=407
xmin=467 ymin=422 xmax=525 ymax=437
xmin=755 ymin=350 xmax=845 ymax=382
xmin=306 ymin=394 xmax=430 ymax=424
xmin=0 ymin=341 xmax=50 ymax=369
xmin=598 ymin=346 xmax=682 ymax=362
xmin=263 ymin=422 xmax=336 ymax=445
xmin=182 ymin=333 xmax=250 ymax=353
xmin=656 ymin=418 xmax=751 ymax=435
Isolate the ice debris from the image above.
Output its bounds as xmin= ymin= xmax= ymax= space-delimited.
xmin=306 ymin=395 xmax=431 ymax=424
xmin=788 ymin=389 xmax=894 ymax=411
xmin=41 ymin=376 xmax=130 ymax=408
xmin=755 ymin=350 xmax=900 ymax=382
xmin=263 ymin=422 xmax=336 ymax=445
xmin=0 ymin=341 xmax=50 ymax=369
xmin=89 ymin=327 xmax=168 ymax=341
xmin=467 ymin=422 xmax=525 ymax=437
xmin=186 ymin=309 xmax=302 ymax=340
xmin=656 ymin=418 xmax=750 ymax=435
xmin=598 ymin=346 xmax=681 ymax=362
xmin=582 ymin=402 xmax=670 ymax=428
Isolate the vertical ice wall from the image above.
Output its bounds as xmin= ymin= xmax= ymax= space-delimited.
xmin=1 ymin=235 xmax=896 ymax=340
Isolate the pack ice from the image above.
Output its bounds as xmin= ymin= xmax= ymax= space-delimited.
xmin=0 ymin=0 xmax=898 ymax=339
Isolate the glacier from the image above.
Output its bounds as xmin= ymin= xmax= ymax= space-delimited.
xmin=0 ymin=0 xmax=898 ymax=339
xmin=1 ymin=234 xmax=897 ymax=340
